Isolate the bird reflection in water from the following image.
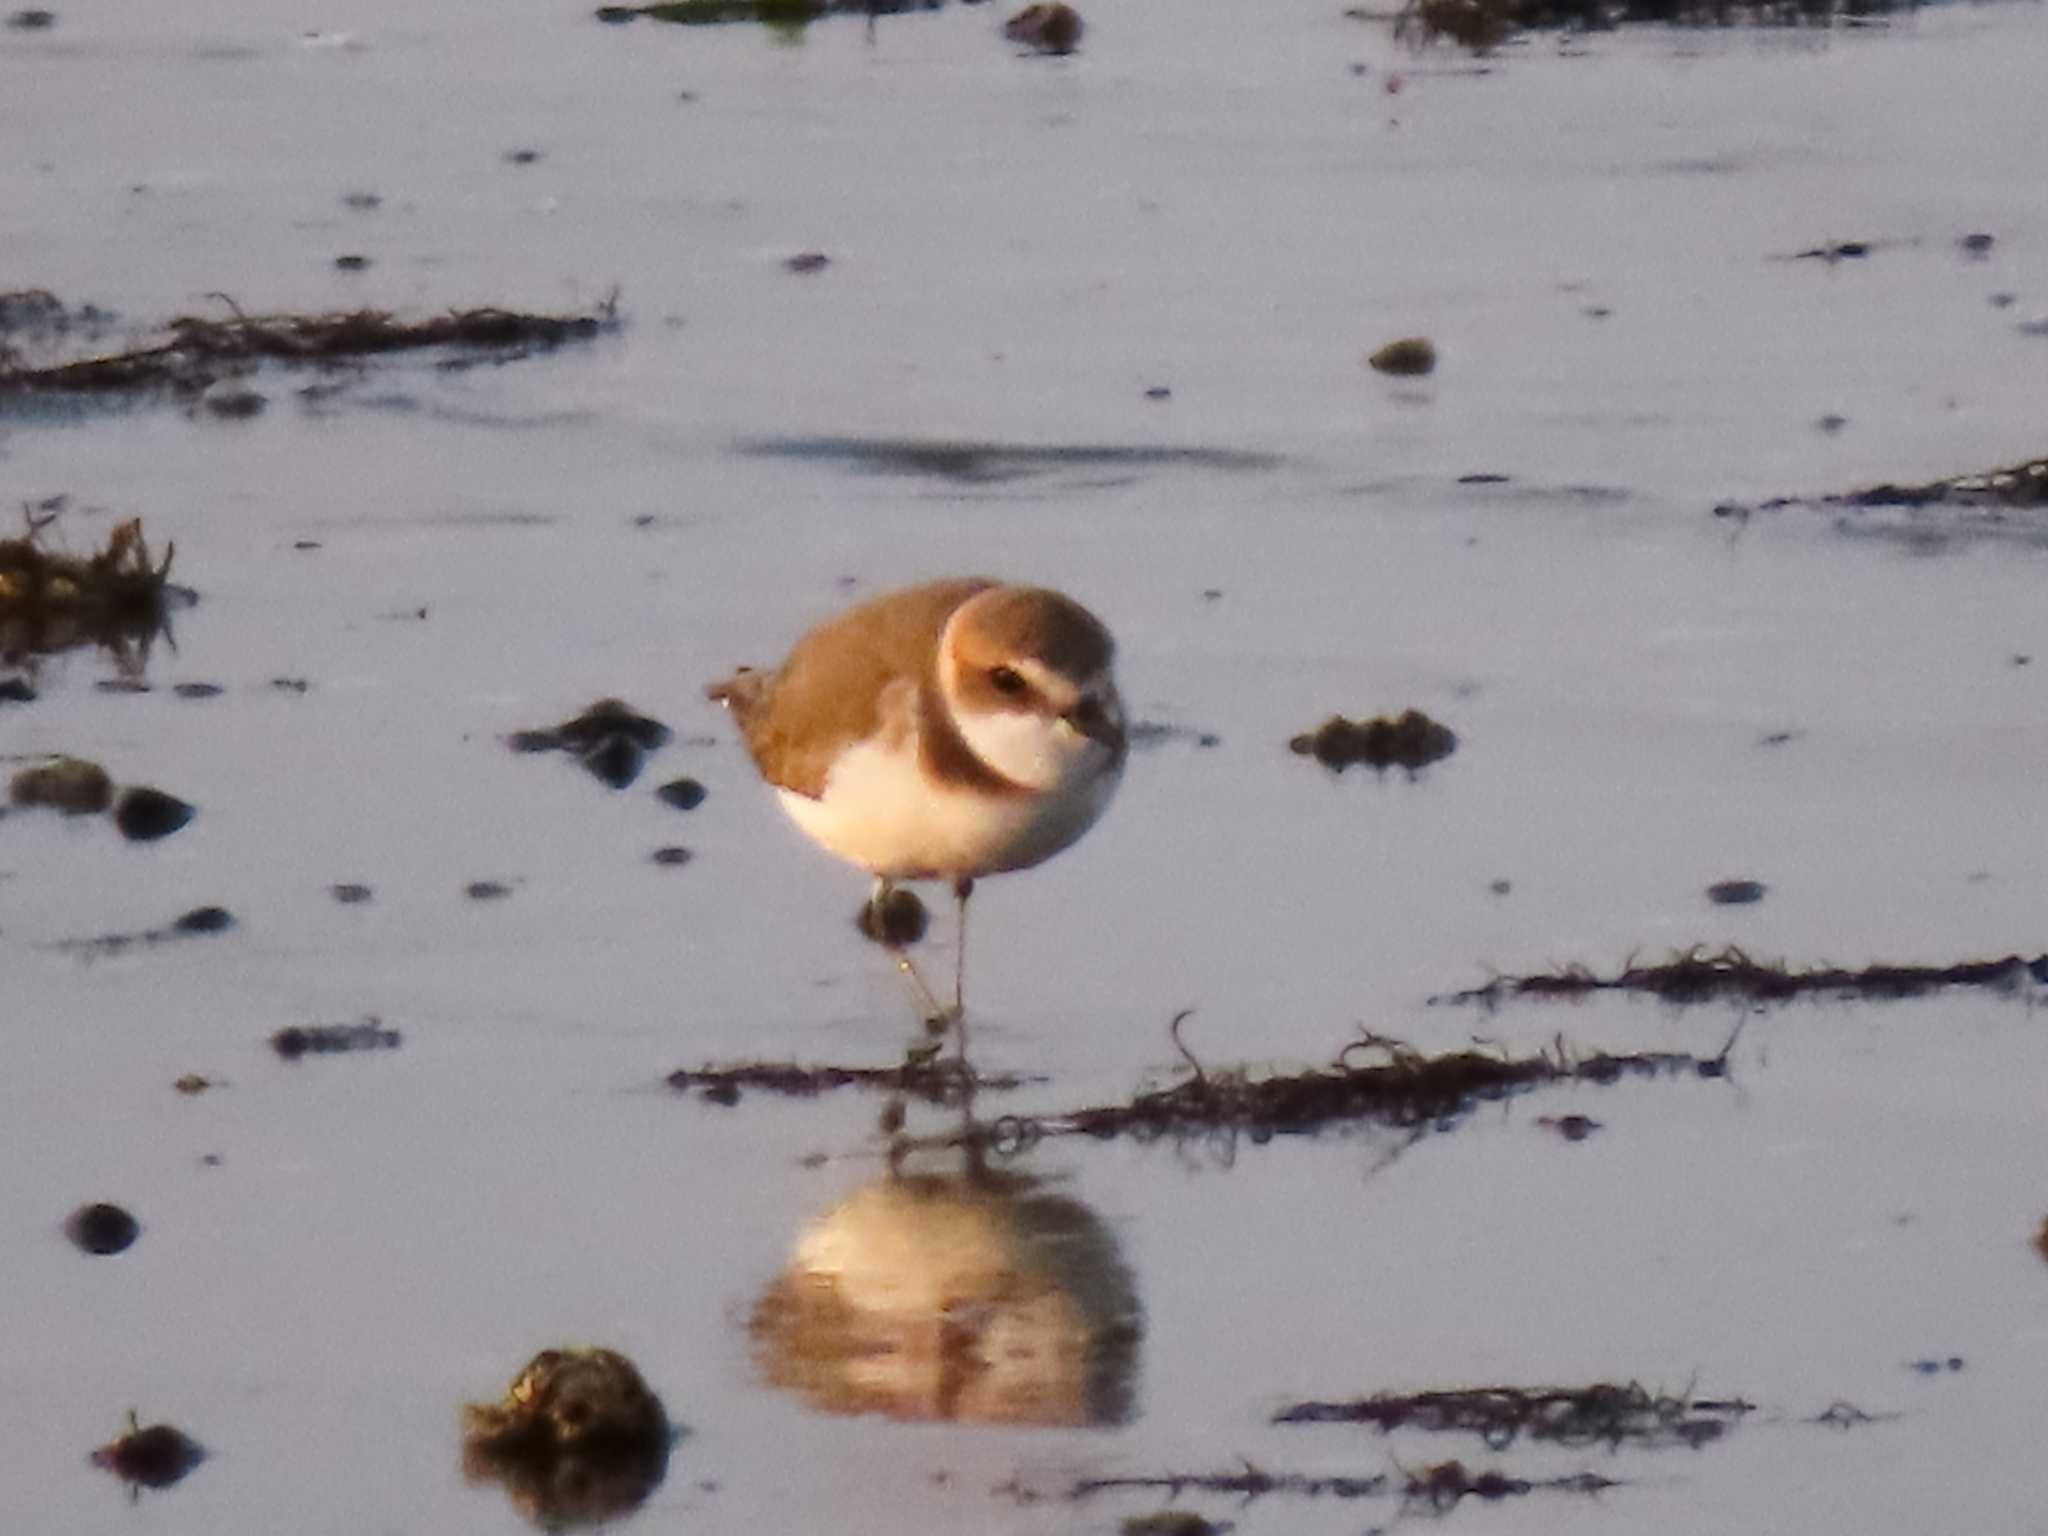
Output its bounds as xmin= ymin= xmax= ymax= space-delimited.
xmin=751 ymin=1163 xmax=1142 ymax=1426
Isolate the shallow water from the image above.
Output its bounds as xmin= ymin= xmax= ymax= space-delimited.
xmin=5 ymin=1 xmax=2048 ymax=1532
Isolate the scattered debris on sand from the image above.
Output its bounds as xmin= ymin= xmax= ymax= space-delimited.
xmin=1070 ymin=1460 xmax=1615 ymax=1509
xmin=463 ymin=1348 xmax=673 ymax=1529
xmin=11 ymin=759 xmax=196 ymax=840
xmin=891 ymin=1020 xmax=1732 ymax=1158
xmin=9 ymin=754 xmax=113 ymax=814
xmin=271 ymin=1017 xmax=402 ymax=1060
xmin=1289 ymin=710 xmax=1457 ymax=773
xmin=0 ymin=294 xmax=617 ymax=401
xmin=90 ymin=1413 xmax=205 ymax=1492
xmin=65 ymin=1201 xmax=141 ymax=1256
xmin=1434 ymin=945 xmax=2048 ymax=1008
xmin=668 ymin=1058 xmax=1038 ymax=1105
xmin=509 ymin=697 xmax=672 ymax=790
xmin=1274 ymin=1382 xmax=1754 ymax=1449
xmin=0 ymin=515 xmax=179 ymax=665
xmin=1366 ymin=336 xmax=1437 ymax=376
xmin=1005 ymin=2 xmax=1083 ymax=53
xmin=48 ymin=904 xmax=234 ymax=960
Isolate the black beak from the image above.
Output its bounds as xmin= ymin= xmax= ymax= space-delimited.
xmin=1065 ymin=696 xmax=1125 ymax=754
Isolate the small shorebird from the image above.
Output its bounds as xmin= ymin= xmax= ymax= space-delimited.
xmin=708 ymin=578 xmax=1126 ymax=1023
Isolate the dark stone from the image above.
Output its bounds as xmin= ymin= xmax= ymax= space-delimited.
xmin=1706 ymin=879 xmax=1766 ymax=906
xmin=173 ymin=905 xmax=234 ymax=934
xmin=579 ymin=733 xmax=645 ymax=790
xmin=66 ymin=1202 xmax=139 ymax=1255
xmin=114 ymin=786 xmax=196 ymax=842
xmin=329 ymin=883 xmax=373 ymax=904
xmin=656 ymin=777 xmax=707 ymax=811
xmin=651 ymin=846 xmax=693 ymax=867
xmin=92 ymin=1422 xmax=205 ymax=1489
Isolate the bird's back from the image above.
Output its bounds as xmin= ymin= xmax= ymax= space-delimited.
xmin=707 ymin=578 xmax=992 ymax=799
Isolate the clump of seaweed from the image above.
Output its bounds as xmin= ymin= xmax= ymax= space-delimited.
xmin=1378 ymin=0 xmax=1930 ymax=55
xmin=0 ymin=295 xmax=618 ymax=401
xmin=1716 ymin=455 xmax=2048 ymax=548
xmin=1435 ymin=945 xmax=2048 ymax=1008
xmin=0 ymin=514 xmax=177 ymax=665
xmin=508 ymin=697 xmax=672 ymax=790
xmin=271 ymin=1017 xmax=402 ymax=1060
xmin=1071 ymin=1460 xmax=1615 ymax=1508
xmin=668 ymin=1057 xmax=1038 ymax=1105
xmin=463 ymin=1348 xmax=674 ymax=1530
xmin=896 ymin=1020 xmax=1732 ymax=1158
xmin=1289 ymin=709 xmax=1457 ymax=773
xmin=1274 ymin=1382 xmax=1755 ymax=1449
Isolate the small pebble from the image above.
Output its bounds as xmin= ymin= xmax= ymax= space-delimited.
xmin=10 ymin=756 xmax=113 ymax=815
xmin=1367 ymin=336 xmax=1436 ymax=376
xmin=200 ymin=381 xmax=266 ymax=420
xmin=651 ymin=845 xmax=693 ymax=867
xmin=656 ymin=776 xmax=707 ymax=811
xmin=66 ymin=1202 xmax=140 ymax=1255
xmin=92 ymin=1420 xmax=205 ymax=1489
xmin=0 ymin=676 xmax=35 ymax=704
xmin=466 ymin=880 xmax=512 ymax=901
xmin=173 ymin=905 xmax=234 ymax=934
xmin=333 ymin=254 xmax=371 ymax=272
xmin=6 ymin=8 xmax=57 ymax=29
xmin=1706 ymin=879 xmax=1766 ymax=906
xmin=114 ymin=786 xmax=196 ymax=843
xmin=329 ymin=882 xmax=373 ymax=904
xmin=172 ymin=681 xmax=224 ymax=699
xmin=785 ymin=251 xmax=830 ymax=274
xmin=504 ymin=148 xmax=542 ymax=165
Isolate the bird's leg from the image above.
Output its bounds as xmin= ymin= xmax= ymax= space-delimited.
xmin=862 ymin=877 xmax=947 ymax=1030
xmin=951 ymin=875 xmax=974 ymax=1032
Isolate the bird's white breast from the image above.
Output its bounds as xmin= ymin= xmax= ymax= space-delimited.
xmin=776 ymin=717 xmax=1120 ymax=881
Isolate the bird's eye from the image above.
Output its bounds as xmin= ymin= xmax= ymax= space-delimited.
xmin=988 ymin=666 xmax=1028 ymax=696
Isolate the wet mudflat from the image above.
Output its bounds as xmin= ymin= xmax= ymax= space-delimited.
xmin=5 ymin=2 xmax=2048 ymax=1535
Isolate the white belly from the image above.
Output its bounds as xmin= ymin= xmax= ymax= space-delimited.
xmin=777 ymin=735 xmax=1120 ymax=881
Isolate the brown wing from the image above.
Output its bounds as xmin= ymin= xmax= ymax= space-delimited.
xmin=709 ymin=578 xmax=992 ymax=799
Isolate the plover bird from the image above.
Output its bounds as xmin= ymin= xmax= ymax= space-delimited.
xmin=708 ymin=578 xmax=1126 ymax=1022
